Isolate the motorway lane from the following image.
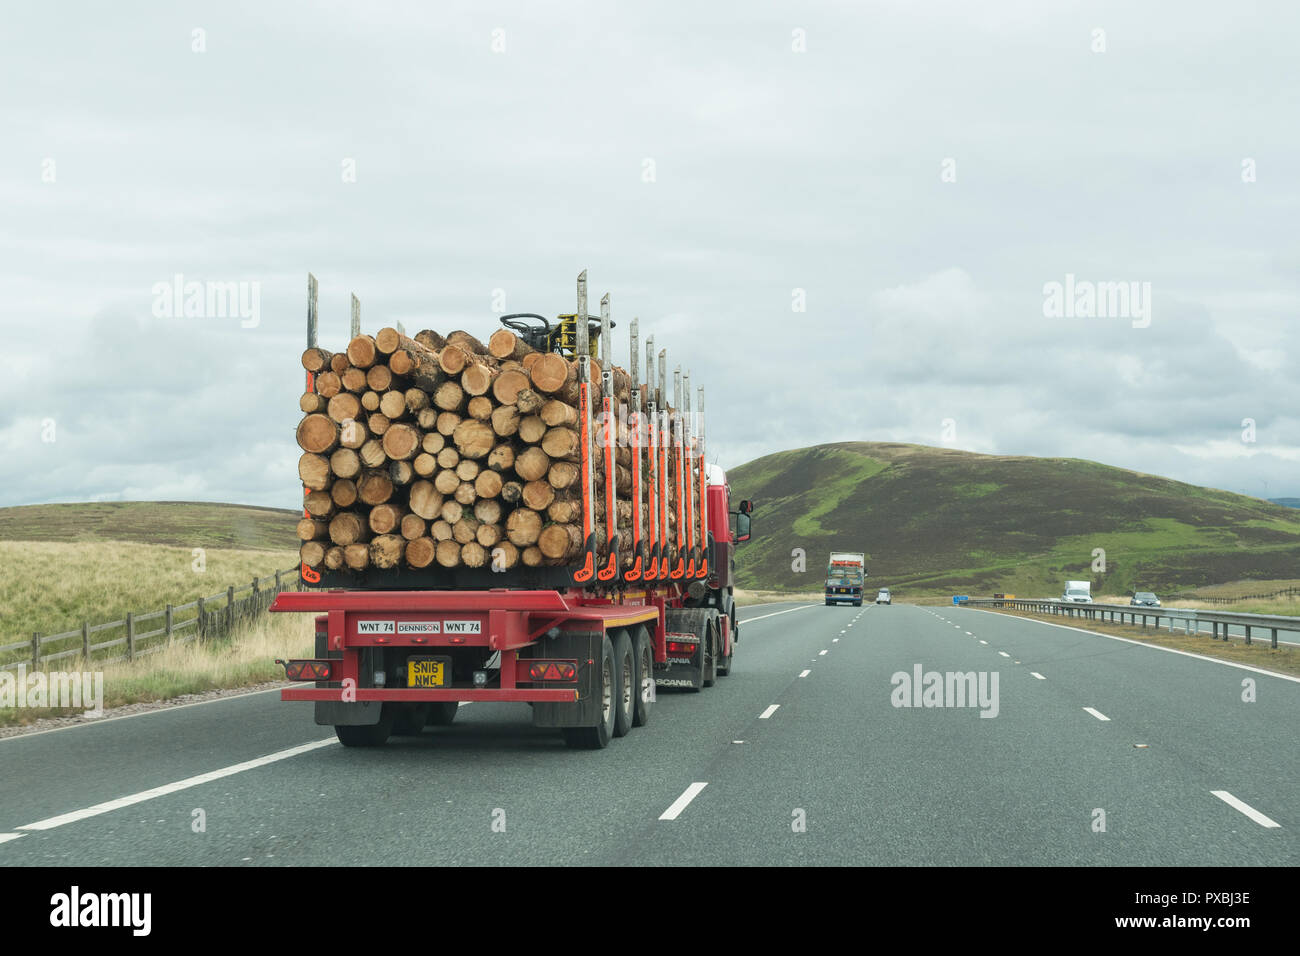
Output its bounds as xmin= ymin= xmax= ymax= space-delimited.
xmin=643 ymin=604 xmax=1297 ymax=865
xmin=1 ymin=602 xmax=1294 ymax=865
xmin=0 ymin=602 xmax=820 ymax=865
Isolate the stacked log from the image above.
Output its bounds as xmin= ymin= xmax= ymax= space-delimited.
xmin=295 ymin=325 xmax=695 ymax=575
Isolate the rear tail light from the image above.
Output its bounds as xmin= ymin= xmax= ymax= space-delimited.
xmin=666 ymin=640 xmax=698 ymax=655
xmin=280 ymin=659 xmax=333 ymax=681
xmin=527 ymin=661 xmax=578 ymax=681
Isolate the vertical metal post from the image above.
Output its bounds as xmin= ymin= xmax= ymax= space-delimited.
xmin=575 ymin=271 xmax=589 ymax=358
xmin=645 ymin=335 xmax=654 ymax=405
xmin=350 ymin=293 xmax=361 ymax=339
xmin=307 ymin=273 xmax=318 ymax=348
xmin=600 ymin=293 xmax=611 ymax=367
xmin=1271 ymin=627 xmax=1278 ymax=650
xmin=629 ymin=318 xmax=640 ymax=392
xmin=658 ymin=350 xmax=667 ymax=408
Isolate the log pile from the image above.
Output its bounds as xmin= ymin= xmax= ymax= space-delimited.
xmin=296 ymin=325 xmax=699 ymax=576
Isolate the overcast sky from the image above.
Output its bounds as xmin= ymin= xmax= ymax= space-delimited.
xmin=3 ymin=0 xmax=1297 ymax=510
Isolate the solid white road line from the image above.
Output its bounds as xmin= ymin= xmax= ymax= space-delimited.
xmin=1083 ymin=707 xmax=1110 ymax=722
xmin=1210 ymin=791 xmax=1281 ymax=828
xmin=759 ymin=704 xmax=780 ymax=719
xmin=799 ymin=669 xmax=811 ymax=678
xmin=659 ymin=782 xmax=708 ymax=821
xmin=1030 ymin=672 xmax=1046 ymax=680
xmin=17 ymin=737 xmax=337 ymax=832
xmin=739 ymin=604 xmax=821 ymax=624
xmin=998 ymin=651 xmax=1010 ymax=658
xmin=0 ymin=833 xmax=26 ymax=845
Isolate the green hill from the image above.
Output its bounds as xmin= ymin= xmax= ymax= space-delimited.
xmin=728 ymin=443 xmax=1300 ymax=597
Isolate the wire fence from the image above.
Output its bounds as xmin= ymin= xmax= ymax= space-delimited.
xmin=1 ymin=567 xmax=302 ymax=672
xmin=1175 ymin=585 xmax=1300 ymax=605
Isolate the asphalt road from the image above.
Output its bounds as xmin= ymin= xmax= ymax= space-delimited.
xmin=1 ymin=602 xmax=1295 ymax=866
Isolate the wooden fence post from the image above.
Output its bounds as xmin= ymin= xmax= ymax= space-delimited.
xmin=126 ymin=612 xmax=135 ymax=662
xmin=31 ymin=632 xmax=40 ymax=669
xmin=166 ymin=604 xmax=174 ymax=645
xmin=275 ymin=569 xmax=282 ymax=592
xmin=81 ymin=620 xmax=89 ymax=662
xmin=198 ymin=596 xmax=206 ymax=640
xmin=227 ymin=586 xmax=235 ymax=634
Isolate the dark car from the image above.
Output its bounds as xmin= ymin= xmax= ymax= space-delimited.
xmin=1130 ymin=591 xmax=1161 ymax=607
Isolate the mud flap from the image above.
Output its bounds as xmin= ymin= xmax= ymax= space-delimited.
xmin=314 ymin=644 xmax=382 ymax=727
xmin=531 ymin=629 xmax=604 ymax=729
xmin=658 ymin=607 xmax=716 ymax=687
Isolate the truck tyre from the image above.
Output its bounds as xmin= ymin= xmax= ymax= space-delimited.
xmin=612 ymin=630 xmax=635 ymax=738
xmin=702 ymin=625 xmax=717 ymax=688
xmin=716 ymin=623 xmax=733 ymax=677
xmin=426 ymin=701 xmax=458 ymax=726
xmin=562 ymin=633 xmax=616 ymax=749
xmin=335 ymin=704 xmax=395 ymax=747
xmin=632 ymin=626 xmax=653 ymax=727
xmin=392 ymin=703 xmax=430 ymax=736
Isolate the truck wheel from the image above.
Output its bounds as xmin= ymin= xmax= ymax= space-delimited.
xmin=392 ymin=703 xmax=430 ymax=736
xmin=612 ymin=630 xmax=635 ymax=738
xmin=426 ymin=702 xmax=458 ymax=726
xmin=716 ymin=625 xmax=733 ymax=677
xmin=702 ymin=627 xmax=717 ymax=688
xmin=632 ymin=626 xmax=654 ymax=727
xmin=334 ymin=705 xmax=394 ymax=748
xmin=562 ymin=633 xmax=615 ymax=749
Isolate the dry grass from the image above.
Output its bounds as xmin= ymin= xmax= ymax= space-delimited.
xmin=1096 ymin=589 xmax=1300 ymax=618
xmin=734 ymin=589 xmax=824 ymax=607
xmin=0 ymin=609 xmax=313 ymax=727
xmin=0 ymin=540 xmax=299 ymax=643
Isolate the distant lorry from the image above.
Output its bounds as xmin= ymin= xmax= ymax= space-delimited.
xmin=825 ymin=552 xmax=866 ymax=606
xmin=1062 ymin=580 xmax=1092 ymax=603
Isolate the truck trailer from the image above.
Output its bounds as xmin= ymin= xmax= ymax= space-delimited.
xmin=273 ymin=271 xmax=754 ymax=749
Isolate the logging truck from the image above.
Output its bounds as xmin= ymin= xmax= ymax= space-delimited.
xmin=273 ymin=271 xmax=754 ymax=748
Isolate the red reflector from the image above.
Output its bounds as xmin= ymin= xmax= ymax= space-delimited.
xmin=528 ymin=661 xmax=578 ymax=682
xmin=286 ymin=662 xmax=303 ymax=679
xmin=667 ymin=641 xmax=697 ymax=655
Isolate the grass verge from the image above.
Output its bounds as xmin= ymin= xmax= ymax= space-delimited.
xmin=734 ymin=589 xmax=824 ymax=607
xmin=971 ymin=607 xmax=1300 ymax=678
xmin=0 ymin=609 xmax=313 ymax=727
